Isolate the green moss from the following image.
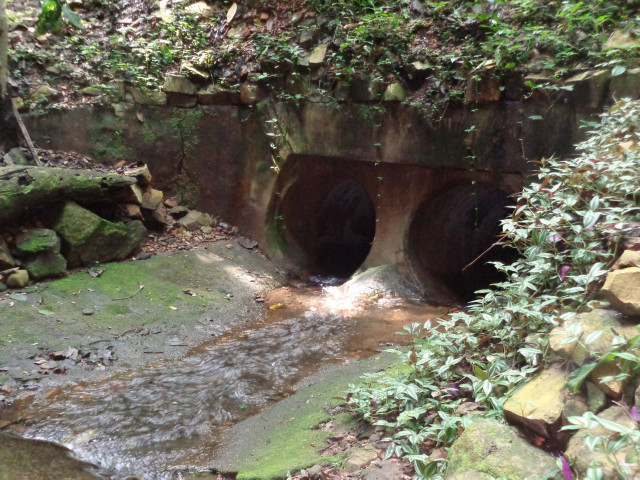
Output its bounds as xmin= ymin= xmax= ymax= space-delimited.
xmin=265 ymin=218 xmax=288 ymax=255
xmin=140 ymin=122 xmax=157 ymax=144
xmin=236 ymin=410 xmax=341 ymax=480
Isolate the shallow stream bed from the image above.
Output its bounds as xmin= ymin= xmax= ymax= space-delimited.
xmin=1 ymin=280 xmax=447 ymax=480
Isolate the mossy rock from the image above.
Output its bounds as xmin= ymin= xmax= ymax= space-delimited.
xmin=25 ymin=252 xmax=67 ymax=280
xmin=53 ymin=201 xmax=146 ymax=267
xmin=445 ymin=418 xmax=560 ymax=480
xmin=14 ymin=229 xmax=61 ymax=255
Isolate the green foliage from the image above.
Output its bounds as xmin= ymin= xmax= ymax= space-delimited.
xmin=347 ymin=99 xmax=640 ymax=478
xmin=36 ymin=0 xmax=83 ymax=35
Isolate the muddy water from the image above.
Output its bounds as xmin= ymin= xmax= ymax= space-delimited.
xmin=2 ymin=285 xmax=446 ymax=480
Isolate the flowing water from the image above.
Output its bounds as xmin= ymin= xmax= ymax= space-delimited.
xmin=1 ymin=285 xmax=447 ymax=479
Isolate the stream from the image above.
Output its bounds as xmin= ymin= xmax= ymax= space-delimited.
xmin=1 ymin=284 xmax=446 ymax=479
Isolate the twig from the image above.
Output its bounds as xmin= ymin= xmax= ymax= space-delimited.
xmin=112 ymin=284 xmax=145 ymax=300
xmin=461 ymin=234 xmax=508 ymax=272
xmin=11 ymin=100 xmax=43 ymax=167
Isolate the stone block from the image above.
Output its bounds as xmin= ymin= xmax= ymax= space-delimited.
xmin=503 ymin=365 xmax=570 ymax=438
xmin=6 ymin=269 xmax=29 ymax=289
xmin=163 ymin=74 xmax=197 ymax=95
xmin=602 ymin=267 xmax=640 ymax=316
xmin=25 ymin=252 xmax=67 ymax=280
xmin=15 ymin=229 xmax=61 ymax=255
xmin=141 ymin=188 xmax=164 ymax=211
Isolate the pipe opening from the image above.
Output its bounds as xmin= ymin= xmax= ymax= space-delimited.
xmin=409 ymin=183 xmax=515 ymax=299
xmin=278 ymin=176 xmax=377 ymax=278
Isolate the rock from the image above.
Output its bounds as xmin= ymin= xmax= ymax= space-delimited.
xmin=184 ymin=1 xmax=215 ymax=18
xmin=603 ymin=30 xmax=640 ymax=50
xmin=3 ymin=147 xmax=28 ymax=166
xmin=178 ymin=210 xmax=214 ymax=230
xmin=549 ymin=309 xmax=629 ymax=364
xmin=141 ymin=188 xmax=164 ymax=211
xmin=465 ymin=60 xmax=502 ymax=103
xmin=6 ymin=269 xmax=29 ymax=289
xmin=163 ymin=197 xmax=178 ymax=209
xmin=445 ymin=419 xmax=559 ymax=480
xmin=81 ymin=85 xmax=103 ymax=96
xmin=610 ymin=67 xmax=640 ymax=100
xmin=0 ymin=237 xmax=16 ymax=270
xmin=31 ymin=84 xmax=60 ymax=104
xmin=611 ymin=250 xmax=640 ymax=270
xmin=198 ymin=85 xmax=240 ymax=105
xmin=298 ymin=29 xmax=318 ymax=48
xmin=163 ymin=74 xmax=197 ymax=95
xmin=82 ymin=308 xmax=94 ymax=316
xmin=342 ymin=445 xmax=378 ymax=473
xmin=25 ymin=252 xmax=67 ymax=280
xmin=565 ymin=406 xmax=640 ymax=479
xmin=14 ymin=229 xmax=61 ymax=255
xmin=563 ymin=393 xmax=589 ymax=418
xmin=586 ymin=381 xmax=607 ymax=413
xmin=602 ymin=267 xmax=640 ymax=316
xmin=308 ymin=44 xmax=328 ymax=66
xmin=590 ymin=361 xmax=624 ymax=400
xmin=227 ymin=25 xmax=250 ymax=40
xmin=503 ymin=365 xmax=571 ymax=438
xmin=169 ymin=206 xmax=189 ymax=218
xmin=127 ymin=87 xmax=167 ymax=106
xmin=239 ymin=83 xmax=265 ymax=105
xmin=53 ymin=201 xmax=147 ymax=267
xmin=382 ymin=83 xmax=407 ymax=102
xmin=145 ymin=204 xmax=169 ymax=230
xmin=121 ymin=204 xmax=144 ymax=221
xmin=361 ymin=458 xmax=406 ymax=480
xmin=565 ymin=69 xmax=610 ymax=110
xmin=238 ymin=237 xmax=258 ymax=249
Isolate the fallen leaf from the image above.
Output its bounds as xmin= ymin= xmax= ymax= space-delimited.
xmin=269 ymin=303 xmax=284 ymax=310
xmin=226 ymin=2 xmax=237 ymax=23
xmin=183 ymin=289 xmax=197 ymax=296
xmin=169 ymin=306 xmax=177 ymax=310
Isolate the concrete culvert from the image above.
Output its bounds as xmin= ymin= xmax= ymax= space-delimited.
xmin=277 ymin=176 xmax=377 ymax=278
xmin=409 ymin=183 xmax=515 ymax=299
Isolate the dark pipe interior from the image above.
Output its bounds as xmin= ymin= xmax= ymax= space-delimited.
xmin=409 ymin=183 xmax=515 ymax=299
xmin=279 ymin=176 xmax=376 ymax=278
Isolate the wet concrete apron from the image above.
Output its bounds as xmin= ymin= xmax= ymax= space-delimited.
xmin=0 ymin=248 xmax=447 ymax=479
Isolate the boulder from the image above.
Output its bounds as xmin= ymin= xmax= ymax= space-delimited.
xmin=141 ymin=188 xmax=164 ymax=211
xmin=342 ymin=445 xmax=378 ymax=473
xmin=565 ymin=406 xmax=640 ymax=479
xmin=14 ymin=229 xmax=61 ymax=255
xmin=445 ymin=418 xmax=559 ymax=480
xmin=590 ymin=361 xmax=624 ymax=400
xmin=184 ymin=1 xmax=215 ymax=18
xmin=127 ymin=87 xmax=167 ymax=106
xmin=603 ymin=30 xmax=640 ymax=50
xmin=123 ymin=164 xmax=153 ymax=186
xmin=25 ymin=252 xmax=67 ymax=280
xmin=178 ymin=210 xmax=214 ymax=230
xmin=602 ymin=267 xmax=640 ymax=316
xmin=308 ymin=44 xmax=328 ymax=66
xmin=31 ymin=84 xmax=60 ymax=104
xmin=163 ymin=74 xmax=197 ymax=95
xmin=120 ymin=204 xmax=144 ymax=221
xmin=53 ymin=201 xmax=146 ymax=267
xmin=611 ymin=250 xmax=640 ymax=270
xmin=6 ymin=269 xmax=29 ymax=288
xmin=382 ymin=83 xmax=407 ymax=102
xmin=0 ymin=237 xmax=15 ymax=270
xmin=503 ymin=365 xmax=571 ymax=438
xmin=549 ymin=309 xmax=631 ymax=364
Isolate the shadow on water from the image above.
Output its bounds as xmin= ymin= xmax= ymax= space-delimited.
xmin=1 ymin=285 xmax=446 ymax=479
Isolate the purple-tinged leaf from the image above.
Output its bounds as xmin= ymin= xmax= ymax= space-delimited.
xmin=559 ymin=455 xmax=572 ymax=480
xmin=631 ymin=406 xmax=639 ymax=424
xmin=549 ymin=233 xmax=563 ymax=242
xmin=560 ymin=266 xmax=570 ymax=280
